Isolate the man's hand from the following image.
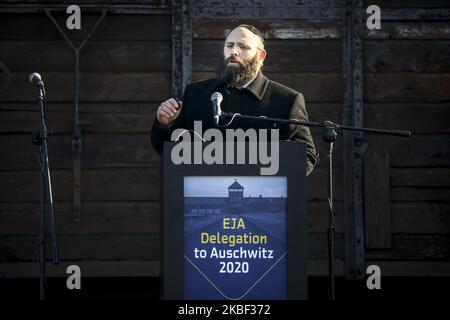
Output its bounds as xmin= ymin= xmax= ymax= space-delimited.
xmin=156 ymin=98 xmax=183 ymax=126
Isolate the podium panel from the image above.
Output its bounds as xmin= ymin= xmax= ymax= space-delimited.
xmin=162 ymin=141 xmax=307 ymax=300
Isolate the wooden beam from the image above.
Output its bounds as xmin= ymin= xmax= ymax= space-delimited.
xmin=342 ymin=0 xmax=365 ymax=280
xmin=364 ymin=21 xmax=450 ymax=40
xmin=0 ymin=72 xmax=171 ymax=102
xmin=171 ymin=0 xmax=192 ymax=99
xmin=0 ymin=168 xmax=161 ymax=202
xmin=0 ymin=15 xmax=171 ymax=41
xmin=193 ymin=19 xmax=342 ymax=40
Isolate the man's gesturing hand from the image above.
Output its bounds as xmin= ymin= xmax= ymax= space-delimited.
xmin=156 ymin=98 xmax=183 ymax=126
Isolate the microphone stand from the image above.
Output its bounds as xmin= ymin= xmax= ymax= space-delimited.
xmin=31 ymin=81 xmax=59 ymax=300
xmin=220 ymin=111 xmax=411 ymax=300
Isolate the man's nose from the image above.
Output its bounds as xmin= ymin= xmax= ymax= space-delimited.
xmin=231 ymin=45 xmax=239 ymax=56
xmin=230 ymin=50 xmax=239 ymax=58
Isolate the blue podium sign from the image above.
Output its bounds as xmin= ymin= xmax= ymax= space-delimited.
xmin=184 ymin=177 xmax=287 ymax=300
xmin=162 ymin=141 xmax=307 ymax=300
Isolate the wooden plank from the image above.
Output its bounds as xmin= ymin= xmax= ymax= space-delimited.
xmin=0 ymin=168 xmax=160 ymax=202
xmin=0 ymin=260 xmax=160 ymax=278
xmin=0 ymin=110 xmax=157 ymax=133
xmin=0 ymin=102 xmax=159 ymax=112
xmin=0 ymin=234 xmax=160 ymax=261
xmin=364 ymin=140 xmax=391 ymax=249
xmin=0 ymin=233 xmax=345 ymax=261
xmin=365 ymin=73 xmax=450 ymax=102
xmin=308 ymin=103 xmax=341 ymax=126
xmin=386 ymin=133 xmax=450 ymax=167
xmin=0 ymin=133 xmax=161 ymax=170
xmin=193 ymin=5 xmax=342 ymax=20
xmin=392 ymin=202 xmax=450 ymax=234
xmin=268 ymin=73 xmax=343 ymax=102
xmin=364 ymin=21 xmax=450 ymax=40
xmin=365 ymin=234 xmax=450 ymax=260
xmin=0 ymin=14 xmax=170 ymax=40
xmin=391 ymin=168 xmax=450 ymax=187
xmin=0 ymin=111 xmax=73 ymax=133
xmin=0 ymin=201 xmax=160 ymax=235
xmin=391 ymin=187 xmax=450 ymax=201
xmin=192 ymin=39 xmax=342 ymax=72
xmin=0 ymin=41 xmax=171 ymax=72
xmin=365 ymin=103 xmax=450 ymax=134
xmin=364 ymin=41 xmax=450 ymax=72
xmin=192 ymin=72 xmax=343 ymax=102
xmin=193 ymin=19 xmax=342 ymax=39
xmin=0 ymin=72 xmax=171 ymax=102
xmin=302 ymin=103 xmax=342 ymax=124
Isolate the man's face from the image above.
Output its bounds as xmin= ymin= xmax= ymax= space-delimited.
xmin=223 ymin=27 xmax=264 ymax=66
xmin=218 ymin=27 xmax=267 ymax=87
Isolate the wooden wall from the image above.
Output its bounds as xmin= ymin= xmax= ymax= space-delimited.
xmin=0 ymin=0 xmax=449 ymax=279
xmin=0 ymin=12 xmax=169 ymax=277
xmin=362 ymin=0 xmax=450 ymax=275
xmin=190 ymin=0 xmax=450 ymax=277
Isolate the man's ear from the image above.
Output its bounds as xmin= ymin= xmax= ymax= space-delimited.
xmin=259 ymin=49 xmax=267 ymax=65
xmin=259 ymin=49 xmax=267 ymax=62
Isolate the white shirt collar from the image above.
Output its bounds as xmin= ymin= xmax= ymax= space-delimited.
xmin=240 ymin=76 xmax=257 ymax=89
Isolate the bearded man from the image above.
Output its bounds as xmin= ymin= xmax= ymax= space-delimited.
xmin=151 ymin=25 xmax=318 ymax=175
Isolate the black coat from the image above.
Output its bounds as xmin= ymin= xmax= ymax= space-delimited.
xmin=151 ymin=72 xmax=318 ymax=175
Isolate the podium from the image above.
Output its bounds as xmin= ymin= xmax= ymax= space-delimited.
xmin=161 ymin=141 xmax=308 ymax=300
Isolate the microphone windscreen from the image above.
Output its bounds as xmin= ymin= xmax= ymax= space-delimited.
xmin=28 ymin=72 xmax=42 ymax=83
xmin=210 ymin=92 xmax=223 ymax=103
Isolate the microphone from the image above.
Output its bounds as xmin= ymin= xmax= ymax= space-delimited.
xmin=211 ymin=92 xmax=223 ymax=125
xmin=29 ymin=72 xmax=44 ymax=87
xmin=28 ymin=72 xmax=45 ymax=96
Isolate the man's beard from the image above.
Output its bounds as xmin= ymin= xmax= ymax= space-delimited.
xmin=217 ymin=55 xmax=261 ymax=87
